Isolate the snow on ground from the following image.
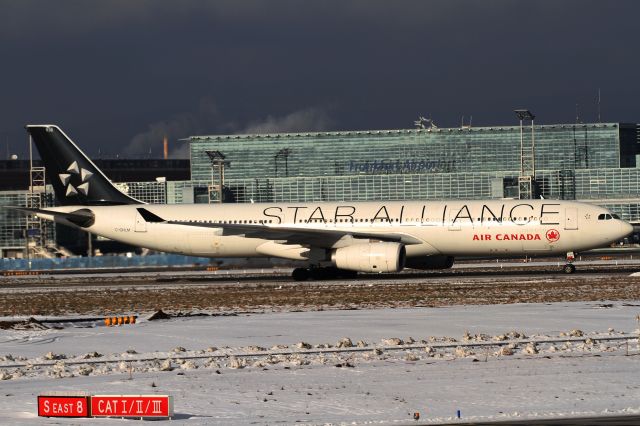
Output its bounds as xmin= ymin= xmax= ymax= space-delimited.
xmin=1 ymin=302 xmax=639 ymax=424
xmin=3 ymin=302 xmax=640 ymax=358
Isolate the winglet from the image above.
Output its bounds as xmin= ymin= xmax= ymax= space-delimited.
xmin=137 ymin=207 xmax=166 ymax=223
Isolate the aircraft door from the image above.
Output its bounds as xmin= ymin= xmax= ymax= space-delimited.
xmin=564 ymin=207 xmax=578 ymax=230
xmin=134 ymin=210 xmax=147 ymax=232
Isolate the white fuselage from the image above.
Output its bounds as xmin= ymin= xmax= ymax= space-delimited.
xmin=41 ymin=199 xmax=632 ymax=263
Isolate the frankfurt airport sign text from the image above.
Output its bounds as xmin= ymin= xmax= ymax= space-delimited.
xmin=348 ymin=159 xmax=455 ymax=174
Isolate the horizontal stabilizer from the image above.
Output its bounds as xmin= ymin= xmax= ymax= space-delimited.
xmin=6 ymin=206 xmax=95 ymax=228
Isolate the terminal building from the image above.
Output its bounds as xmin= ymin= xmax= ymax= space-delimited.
xmin=186 ymin=122 xmax=640 ymax=214
xmin=0 ymin=120 xmax=638 ymax=258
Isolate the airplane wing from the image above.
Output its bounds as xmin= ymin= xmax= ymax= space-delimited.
xmin=138 ymin=208 xmax=423 ymax=249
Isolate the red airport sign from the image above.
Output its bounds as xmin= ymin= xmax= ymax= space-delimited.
xmin=90 ymin=395 xmax=173 ymax=418
xmin=38 ymin=395 xmax=90 ymax=417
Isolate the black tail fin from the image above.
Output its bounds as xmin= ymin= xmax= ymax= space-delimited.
xmin=26 ymin=125 xmax=142 ymax=206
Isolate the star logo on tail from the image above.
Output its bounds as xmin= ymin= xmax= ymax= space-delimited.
xmin=59 ymin=161 xmax=93 ymax=197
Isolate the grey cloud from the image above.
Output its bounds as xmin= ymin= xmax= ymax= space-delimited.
xmin=0 ymin=0 xmax=461 ymax=41
xmin=241 ymin=108 xmax=335 ymax=135
xmin=1 ymin=0 xmax=639 ymax=159
xmin=0 ymin=1 xmax=150 ymax=39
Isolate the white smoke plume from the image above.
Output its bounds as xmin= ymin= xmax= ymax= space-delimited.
xmin=241 ymin=107 xmax=335 ymax=135
xmin=126 ymin=102 xmax=334 ymax=159
xmin=124 ymin=99 xmax=226 ymax=158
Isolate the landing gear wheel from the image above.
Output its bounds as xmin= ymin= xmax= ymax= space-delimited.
xmin=312 ymin=267 xmax=358 ymax=280
xmin=293 ymin=267 xmax=359 ymax=281
xmin=563 ymin=263 xmax=576 ymax=274
xmin=292 ymin=267 xmax=310 ymax=281
xmin=310 ymin=268 xmax=329 ymax=280
xmin=336 ymin=269 xmax=358 ymax=279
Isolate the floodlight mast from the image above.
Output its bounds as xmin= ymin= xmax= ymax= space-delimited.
xmin=205 ymin=150 xmax=228 ymax=203
xmin=274 ymin=148 xmax=291 ymax=177
xmin=514 ymin=109 xmax=536 ymax=199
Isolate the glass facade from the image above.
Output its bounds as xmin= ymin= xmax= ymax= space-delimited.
xmin=0 ymin=191 xmax=32 ymax=250
xmin=184 ymin=122 xmax=640 ymax=222
xmin=114 ymin=182 xmax=167 ymax=204
xmin=0 ymin=190 xmax=55 ymax=256
xmin=189 ymin=123 xmax=627 ymax=181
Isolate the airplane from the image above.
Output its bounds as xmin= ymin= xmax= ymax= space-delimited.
xmin=11 ymin=124 xmax=634 ymax=280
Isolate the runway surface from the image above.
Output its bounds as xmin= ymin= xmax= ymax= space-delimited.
xmin=445 ymin=414 xmax=640 ymax=425
xmin=1 ymin=260 xmax=639 ymax=317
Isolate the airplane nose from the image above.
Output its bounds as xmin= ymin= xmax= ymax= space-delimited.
xmin=620 ymin=221 xmax=634 ymax=238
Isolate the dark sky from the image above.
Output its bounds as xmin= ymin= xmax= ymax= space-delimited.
xmin=1 ymin=0 xmax=639 ymax=158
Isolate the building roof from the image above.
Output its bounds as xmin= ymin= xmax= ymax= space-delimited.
xmin=187 ymin=123 xmax=622 ymax=142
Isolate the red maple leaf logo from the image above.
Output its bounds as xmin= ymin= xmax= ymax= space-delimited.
xmin=546 ymin=229 xmax=560 ymax=242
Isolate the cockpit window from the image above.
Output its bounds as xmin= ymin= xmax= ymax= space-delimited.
xmin=612 ymin=214 xmax=621 ymax=219
xmin=598 ymin=213 xmax=614 ymax=220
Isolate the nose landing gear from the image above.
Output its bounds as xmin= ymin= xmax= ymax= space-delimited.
xmin=563 ymin=252 xmax=576 ymax=274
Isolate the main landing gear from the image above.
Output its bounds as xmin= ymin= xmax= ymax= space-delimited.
xmin=563 ymin=252 xmax=576 ymax=274
xmin=292 ymin=266 xmax=358 ymax=281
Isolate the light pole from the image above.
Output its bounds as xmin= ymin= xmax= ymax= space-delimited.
xmin=205 ymin=150 xmax=228 ymax=203
xmin=514 ymin=109 xmax=536 ymax=199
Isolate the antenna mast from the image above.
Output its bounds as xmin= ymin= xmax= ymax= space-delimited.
xmin=597 ymin=88 xmax=601 ymax=123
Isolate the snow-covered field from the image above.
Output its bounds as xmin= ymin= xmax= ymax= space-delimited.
xmin=1 ymin=302 xmax=640 ymax=424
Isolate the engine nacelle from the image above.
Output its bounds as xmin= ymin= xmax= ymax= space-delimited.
xmin=331 ymin=242 xmax=406 ymax=273
xmin=405 ymin=255 xmax=454 ymax=270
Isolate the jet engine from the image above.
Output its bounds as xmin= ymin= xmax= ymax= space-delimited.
xmin=405 ymin=255 xmax=454 ymax=270
xmin=331 ymin=242 xmax=406 ymax=273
